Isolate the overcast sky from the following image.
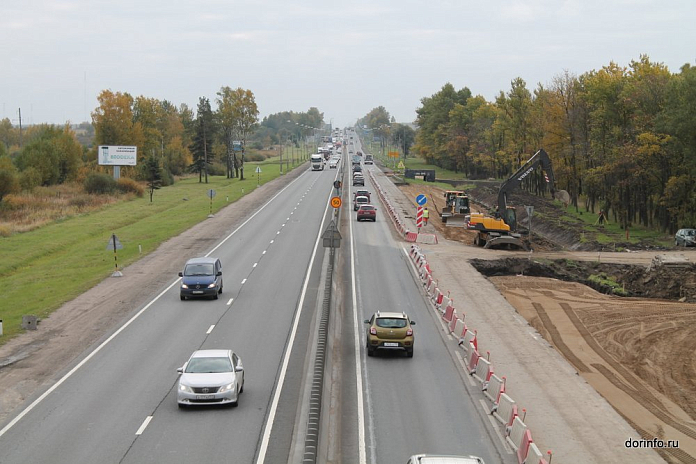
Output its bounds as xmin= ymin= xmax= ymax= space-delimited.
xmin=2 ymin=0 xmax=694 ymax=128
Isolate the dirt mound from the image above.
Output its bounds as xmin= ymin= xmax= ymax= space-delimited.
xmin=471 ymin=257 xmax=696 ymax=303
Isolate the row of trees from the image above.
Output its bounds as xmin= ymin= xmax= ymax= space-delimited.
xmin=1 ymin=88 xmax=328 ymax=202
xmin=357 ymin=106 xmax=416 ymax=157
xmin=412 ymin=55 xmax=696 ymax=232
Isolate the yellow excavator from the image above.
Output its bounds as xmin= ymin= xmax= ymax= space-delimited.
xmin=467 ymin=149 xmax=556 ymax=250
xmin=439 ymin=191 xmax=471 ymax=227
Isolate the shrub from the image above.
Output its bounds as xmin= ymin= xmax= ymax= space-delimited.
xmin=161 ymin=169 xmax=175 ymax=187
xmin=207 ymin=163 xmax=226 ymax=176
xmin=84 ymin=173 xmax=116 ymax=194
xmin=116 ymin=177 xmax=145 ymax=197
xmin=245 ymin=153 xmax=264 ymax=162
xmin=0 ymin=224 xmax=11 ymax=237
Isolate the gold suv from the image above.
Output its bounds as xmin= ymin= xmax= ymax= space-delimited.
xmin=364 ymin=311 xmax=416 ymax=358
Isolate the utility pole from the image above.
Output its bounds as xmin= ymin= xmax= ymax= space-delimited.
xmin=18 ymin=108 xmax=23 ymax=147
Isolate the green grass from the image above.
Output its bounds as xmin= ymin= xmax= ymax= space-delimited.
xmin=0 ymin=160 xmax=305 ymax=344
xmin=589 ymin=273 xmax=627 ymax=296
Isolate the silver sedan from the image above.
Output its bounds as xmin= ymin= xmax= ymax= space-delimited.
xmin=177 ymin=349 xmax=244 ymax=408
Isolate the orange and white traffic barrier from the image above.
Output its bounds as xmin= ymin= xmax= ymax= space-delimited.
xmin=443 ymin=301 xmax=455 ymax=322
xmin=492 ymin=393 xmax=518 ymax=427
xmin=448 ymin=312 xmax=459 ymax=333
xmin=526 ymin=443 xmax=549 ymax=464
xmin=466 ymin=343 xmax=480 ymax=374
xmin=473 ymin=357 xmax=494 ymax=384
xmin=506 ymin=416 xmax=532 ymax=464
xmin=453 ymin=318 xmax=465 ymax=337
xmin=458 ymin=328 xmax=477 ymax=352
xmin=483 ymin=374 xmax=506 ymax=404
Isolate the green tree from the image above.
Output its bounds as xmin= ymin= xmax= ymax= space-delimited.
xmin=0 ymin=155 xmax=20 ymax=201
xmin=14 ymin=125 xmax=82 ymax=185
xmin=144 ymin=153 xmax=163 ymax=202
xmin=228 ymin=88 xmax=259 ymax=181
xmin=189 ymin=97 xmax=216 ymax=183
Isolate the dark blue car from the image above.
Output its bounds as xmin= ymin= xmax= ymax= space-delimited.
xmin=179 ymin=257 xmax=223 ymax=300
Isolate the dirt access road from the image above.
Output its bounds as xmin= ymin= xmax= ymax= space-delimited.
xmin=397 ymin=179 xmax=696 ymax=464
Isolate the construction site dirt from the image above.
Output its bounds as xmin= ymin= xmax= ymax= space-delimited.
xmin=398 ymin=179 xmax=696 ymax=463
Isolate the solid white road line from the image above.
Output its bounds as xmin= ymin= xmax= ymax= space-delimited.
xmin=135 ymin=416 xmax=153 ymax=435
xmin=0 ymin=165 xmax=310 ymax=441
xmin=349 ymin=179 xmax=368 ymax=464
xmin=206 ymin=325 xmax=215 ymax=334
xmin=255 ymin=180 xmax=335 ymax=464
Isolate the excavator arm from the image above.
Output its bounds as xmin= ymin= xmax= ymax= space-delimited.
xmin=497 ymin=149 xmax=555 ymax=230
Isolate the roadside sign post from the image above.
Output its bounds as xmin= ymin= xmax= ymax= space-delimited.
xmin=208 ymin=189 xmax=216 ymax=218
xmin=255 ymin=166 xmax=262 ymax=186
xmin=330 ymin=196 xmax=342 ymax=220
xmin=106 ymin=234 xmax=124 ymax=277
xmin=416 ymin=194 xmax=427 ymax=232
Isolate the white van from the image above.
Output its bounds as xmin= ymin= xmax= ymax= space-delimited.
xmin=364 ymin=154 xmax=373 ymax=164
xmin=310 ymin=154 xmax=324 ymax=171
xmin=406 ymin=455 xmax=484 ymax=464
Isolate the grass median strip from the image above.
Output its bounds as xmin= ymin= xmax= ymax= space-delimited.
xmin=0 ymin=163 xmax=304 ymax=344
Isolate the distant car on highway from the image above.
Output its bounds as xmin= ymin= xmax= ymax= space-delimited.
xmin=179 ymin=257 xmax=223 ymax=300
xmin=364 ymin=311 xmax=415 ymax=357
xmin=675 ymin=228 xmax=696 ymax=247
xmin=353 ymin=174 xmax=364 ymax=186
xmin=329 ymin=159 xmax=338 ymax=169
xmin=353 ymin=189 xmax=370 ymax=202
xmin=357 ymin=204 xmax=377 ymax=221
xmin=407 ymin=454 xmax=485 ymax=464
xmin=177 ymin=349 xmax=244 ymax=408
xmin=354 ymin=195 xmax=369 ymax=211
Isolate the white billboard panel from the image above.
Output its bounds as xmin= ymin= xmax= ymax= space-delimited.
xmin=98 ymin=145 xmax=137 ymax=166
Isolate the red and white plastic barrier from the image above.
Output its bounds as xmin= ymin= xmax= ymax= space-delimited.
xmin=493 ymin=393 xmax=518 ymax=426
xmin=443 ymin=301 xmax=455 ymax=322
xmin=448 ymin=312 xmax=459 ymax=333
xmin=405 ymin=245 xmax=551 ymax=463
xmin=473 ymin=357 xmax=494 ymax=384
xmin=483 ymin=374 xmax=506 ymax=404
xmin=466 ymin=344 xmax=480 ymax=374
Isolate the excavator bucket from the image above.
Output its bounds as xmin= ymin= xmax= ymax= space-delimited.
xmin=445 ymin=215 xmax=469 ymax=227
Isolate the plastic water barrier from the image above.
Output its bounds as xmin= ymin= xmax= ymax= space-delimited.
xmin=483 ymin=374 xmax=505 ymax=404
xmin=493 ymin=393 xmax=517 ymax=426
xmin=526 ymin=442 xmax=548 ymax=464
xmin=466 ymin=343 xmax=480 ymax=374
xmin=453 ymin=318 xmax=465 ymax=337
xmin=459 ymin=328 xmax=477 ymax=352
xmin=443 ymin=302 xmax=455 ymax=322
xmin=448 ymin=312 xmax=459 ymax=333
xmin=473 ymin=357 xmax=493 ymax=384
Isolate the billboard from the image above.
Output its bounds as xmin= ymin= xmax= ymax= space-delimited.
xmin=98 ymin=145 xmax=137 ymax=166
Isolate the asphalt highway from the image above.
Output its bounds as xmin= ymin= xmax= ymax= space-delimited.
xmin=0 ymin=135 xmax=514 ymax=463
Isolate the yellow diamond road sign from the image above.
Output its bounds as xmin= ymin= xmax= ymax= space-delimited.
xmin=398 ymin=161 xmax=405 ymax=169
